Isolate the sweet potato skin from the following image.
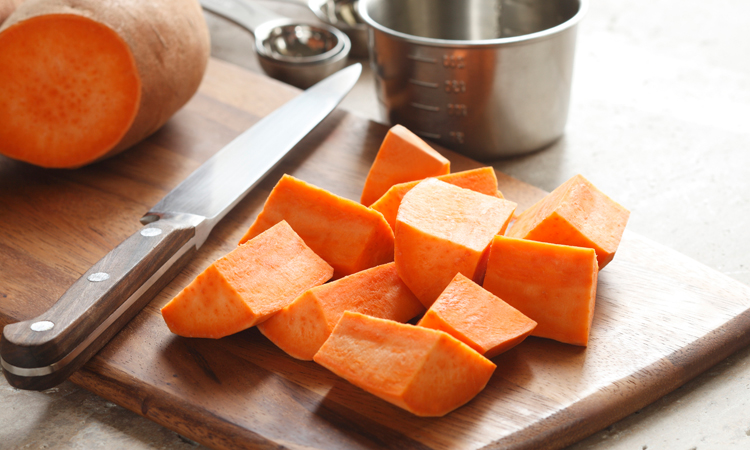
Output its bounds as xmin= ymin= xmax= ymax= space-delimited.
xmin=0 ymin=0 xmax=210 ymax=167
xmin=0 ymin=0 xmax=23 ymax=24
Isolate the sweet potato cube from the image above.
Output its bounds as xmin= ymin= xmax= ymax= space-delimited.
xmin=395 ymin=178 xmax=516 ymax=308
xmin=313 ymin=311 xmax=496 ymax=417
xmin=505 ymin=174 xmax=630 ymax=269
xmin=360 ymin=125 xmax=450 ymax=206
xmin=258 ymin=262 xmax=424 ymax=360
xmin=483 ymin=236 xmax=598 ymax=346
xmin=370 ymin=167 xmax=503 ymax=231
xmin=239 ymin=174 xmax=394 ymax=279
xmin=161 ymin=221 xmax=333 ymax=339
xmin=418 ymin=273 xmax=536 ymax=358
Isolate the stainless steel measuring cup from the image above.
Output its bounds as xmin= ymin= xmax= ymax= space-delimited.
xmin=201 ymin=0 xmax=351 ymax=88
xmin=359 ymin=0 xmax=587 ymax=160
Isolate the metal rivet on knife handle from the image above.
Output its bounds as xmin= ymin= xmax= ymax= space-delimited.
xmin=30 ymin=321 xmax=54 ymax=332
xmin=141 ymin=228 xmax=163 ymax=237
xmin=87 ymin=273 xmax=110 ymax=282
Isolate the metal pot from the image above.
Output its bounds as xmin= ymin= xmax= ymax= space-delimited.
xmin=358 ymin=0 xmax=587 ymax=160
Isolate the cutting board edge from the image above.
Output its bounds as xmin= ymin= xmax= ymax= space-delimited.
xmin=482 ymin=302 xmax=750 ymax=450
xmin=68 ymin=301 xmax=750 ymax=450
xmin=70 ymin=362 xmax=275 ymax=450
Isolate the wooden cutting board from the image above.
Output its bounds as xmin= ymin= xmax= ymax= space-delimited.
xmin=2 ymin=58 xmax=749 ymax=450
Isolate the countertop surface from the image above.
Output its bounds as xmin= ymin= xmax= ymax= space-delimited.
xmin=2 ymin=0 xmax=749 ymax=449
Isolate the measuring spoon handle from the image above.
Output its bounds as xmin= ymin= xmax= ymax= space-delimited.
xmin=200 ymin=0 xmax=285 ymax=33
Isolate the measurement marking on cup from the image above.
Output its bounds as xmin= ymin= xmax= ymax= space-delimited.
xmin=414 ymin=131 xmax=442 ymax=140
xmin=407 ymin=54 xmax=438 ymax=64
xmin=449 ymin=131 xmax=465 ymax=144
xmin=445 ymin=80 xmax=466 ymax=93
xmin=448 ymin=103 xmax=468 ymax=116
xmin=443 ymin=54 xmax=465 ymax=69
xmin=408 ymin=79 xmax=439 ymax=89
xmin=410 ymin=102 xmax=440 ymax=112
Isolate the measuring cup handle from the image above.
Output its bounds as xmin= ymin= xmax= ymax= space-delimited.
xmin=199 ymin=0 xmax=285 ymax=34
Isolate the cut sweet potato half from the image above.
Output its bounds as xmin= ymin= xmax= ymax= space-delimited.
xmin=0 ymin=0 xmax=209 ymax=168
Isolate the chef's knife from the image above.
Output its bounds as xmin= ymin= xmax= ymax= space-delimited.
xmin=1 ymin=63 xmax=362 ymax=391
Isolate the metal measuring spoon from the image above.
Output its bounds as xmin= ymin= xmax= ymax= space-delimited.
xmin=308 ymin=0 xmax=368 ymax=57
xmin=200 ymin=0 xmax=351 ymax=88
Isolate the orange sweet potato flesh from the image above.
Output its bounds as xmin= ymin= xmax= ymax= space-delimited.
xmin=360 ymin=124 xmax=450 ymax=206
xmin=483 ymin=235 xmax=598 ymax=346
xmin=506 ymin=174 xmax=630 ymax=269
xmin=418 ymin=273 xmax=536 ymax=358
xmin=0 ymin=0 xmax=209 ymax=168
xmin=161 ymin=221 xmax=333 ymax=339
xmin=313 ymin=311 xmax=496 ymax=417
xmin=395 ymin=178 xmax=517 ymax=308
xmin=370 ymin=167 xmax=503 ymax=231
xmin=239 ymin=174 xmax=394 ymax=279
xmin=258 ymin=262 xmax=424 ymax=360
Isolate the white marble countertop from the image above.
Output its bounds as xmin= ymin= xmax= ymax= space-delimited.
xmin=3 ymin=0 xmax=749 ymax=448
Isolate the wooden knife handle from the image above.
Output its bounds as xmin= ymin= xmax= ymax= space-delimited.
xmin=1 ymin=213 xmax=204 ymax=390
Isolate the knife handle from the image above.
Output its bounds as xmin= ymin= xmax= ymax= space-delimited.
xmin=1 ymin=213 xmax=204 ymax=391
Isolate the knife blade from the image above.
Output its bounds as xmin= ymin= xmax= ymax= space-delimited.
xmin=1 ymin=63 xmax=362 ymax=390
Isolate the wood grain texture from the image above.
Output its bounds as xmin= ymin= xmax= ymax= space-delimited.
xmin=2 ymin=58 xmax=750 ymax=449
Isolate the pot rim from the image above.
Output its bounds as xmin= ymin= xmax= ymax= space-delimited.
xmin=357 ymin=0 xmax=587 ymax=48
